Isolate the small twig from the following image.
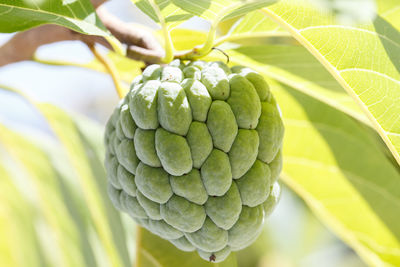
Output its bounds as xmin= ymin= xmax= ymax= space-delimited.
xmin=86 ymin=43 xmax=126 ymax=99
xmin=212 ymin=47 xmax=230 ymax=63
xmin=96 ymin=6 xmax=163 ymax=64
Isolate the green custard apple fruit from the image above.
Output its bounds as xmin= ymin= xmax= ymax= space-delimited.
xmin=104 ymin=59 xmax=284 ymax=263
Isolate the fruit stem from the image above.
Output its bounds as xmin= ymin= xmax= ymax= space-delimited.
xmin=149 ymin=0 xmax=174 ymax=63
xmin=104 ymin=35 xmax=126 ymax=57
xmin=175 ymin=3 xmax=241 ymax=61
xmin=87 ymin=43 xmax=126 ymax=99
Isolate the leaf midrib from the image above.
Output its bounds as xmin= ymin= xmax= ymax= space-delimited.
xmin=298 ymin=25 xmax=400 ymax=50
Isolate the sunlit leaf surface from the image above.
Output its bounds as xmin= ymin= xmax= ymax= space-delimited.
xmin=0 ymin=0 xmax=108 ymax=36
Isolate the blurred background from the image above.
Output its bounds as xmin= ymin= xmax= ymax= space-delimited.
xmin=0 ymin=0 xmax=377 ymax=266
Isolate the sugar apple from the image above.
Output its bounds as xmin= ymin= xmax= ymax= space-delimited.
xmin=104 ymin=59 xmax=284 ymax=263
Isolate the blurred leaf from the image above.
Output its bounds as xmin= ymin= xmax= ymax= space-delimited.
xmin=0 ymin=84 xmax=133 ymax=266
xmin=0 ymin=0 xmax=107 ymax=35
xmin=0 ymin=161 xmax=45 ymax=267
xmin=35 ymin=103 xmax=131 ymax=267
xmin=0 ymin=125 xmax=90 ymax=267
xmin=137 ymin=227 xmax=237 ymax=267
xmin=263 ymin=80 xmax=400 ymax=266
xmin=255 ymin=0 xmax=400 ymax=165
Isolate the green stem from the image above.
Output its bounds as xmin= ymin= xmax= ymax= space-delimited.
xmin=195 ymin=20 xmax=219 ymax=56
xmin=33 ymin=54 xmax=86 ymax=68
xmin=176 ymin=3 xmax=242 ymax=61
xmin=105 ymin=35 xmax=126 ymax=56
xmin=87 ymin=44 xmax=126 ymax=98
xmin=149 ymin=0 xmax=174 ymax=63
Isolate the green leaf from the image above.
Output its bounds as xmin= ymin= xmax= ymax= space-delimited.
xmin=131 ymin=0 xmax=276 ymax=30
xmin=215 ymin=10 xmax=294 ymax=47
xmin=0 ymin=0 xmax=105 ymax=35
xmin=269 ymin=80 xmax=400 ymax=266
xmin=0 ymin=0 xmax=124 ymax=54
xmin=136 ymin=227 xmax=237 ymax=267
xmin=256 ymin=0 xmax=400 ymax=165
xmin=171 ymin=0 xmax=276 ymax=22
xmin=170 ymin=29 xmax=208 ymax=51
xmin=131 ymin=0 xmax=193 ymax=29
xmin=224 ymin=10 xmax=282 ymax=37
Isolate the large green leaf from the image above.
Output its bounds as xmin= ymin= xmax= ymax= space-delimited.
xmin=266 ymin=79 xmax=400 ymax=266
xmin=0 ymin=0 xmax=106 ymax=35
xmin=136 ymin=227 xmax=237 ymax=267
xmin=251 ymin=0 xmax=400 ymax=165
xmin=273 ymin=80 xmax=400 ymax=266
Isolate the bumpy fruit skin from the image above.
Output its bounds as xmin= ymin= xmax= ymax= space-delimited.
xmin=104 ymin=60 xmax=284 ymax=263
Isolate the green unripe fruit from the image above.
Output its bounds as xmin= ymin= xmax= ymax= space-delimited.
xmin=104 ymin=60 xmax=284 ymax=263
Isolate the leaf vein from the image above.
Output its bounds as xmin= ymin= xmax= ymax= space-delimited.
xmin=299 ymin=25 xmax=400 ymax=50
xmin=339 ymin=68 xmax=400 ymax=86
